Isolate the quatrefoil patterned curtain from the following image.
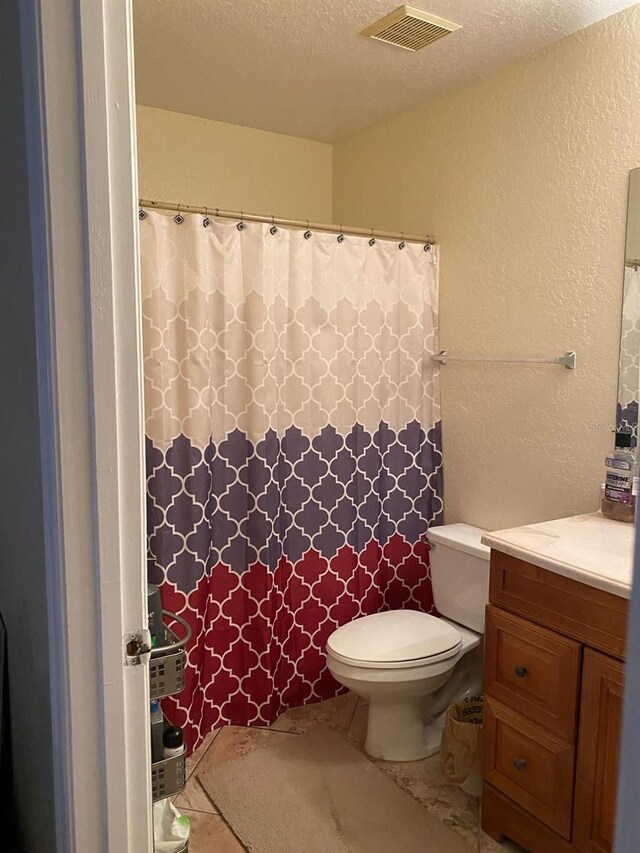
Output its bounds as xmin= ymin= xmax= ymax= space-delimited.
xmin=141 ymin=209 xmax=443 ymax=751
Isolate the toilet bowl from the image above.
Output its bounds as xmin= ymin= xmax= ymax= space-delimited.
xmin=326 ymin=524 xmax=490 ymax=762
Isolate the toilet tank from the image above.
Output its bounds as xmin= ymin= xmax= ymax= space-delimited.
xmin=427 ymin=523 xmax=490 ymax=634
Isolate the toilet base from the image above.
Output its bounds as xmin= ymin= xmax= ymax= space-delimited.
xmin=422 ymin=713 xmax=447 ymax=758
xmin=363 ymin=646 xmax=484 ymax=763
xmin=365 ymin=702 xmax=449 ymax=762
xmin=365 ymin=695 xmax=432 ymax=762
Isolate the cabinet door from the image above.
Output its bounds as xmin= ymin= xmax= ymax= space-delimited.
xmin=573 ymin=649 xmax=624 ymax=853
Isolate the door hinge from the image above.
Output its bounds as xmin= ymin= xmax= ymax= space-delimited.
xmin=124 ymin=629 xmax=152 ymax=666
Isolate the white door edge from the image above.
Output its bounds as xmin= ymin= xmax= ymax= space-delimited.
xmin=21 ymin=0 xmax=152 ymax=850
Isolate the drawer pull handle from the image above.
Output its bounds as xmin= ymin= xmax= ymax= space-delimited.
xmin=512 ymin=758 xmax=527 ymax=771
xmin=514 ymin=665 xmax=528 ymax=678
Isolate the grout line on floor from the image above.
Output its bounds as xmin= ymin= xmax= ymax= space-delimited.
xmin=346 ymin=693 xmax=359 ymax=732
xmin=187 ymin=727 xmax=222 ymax=780
xmin=181 ymin=806 xmax=221 ymax=816
xmin=255 ymin=724 xmax=301 ymax=735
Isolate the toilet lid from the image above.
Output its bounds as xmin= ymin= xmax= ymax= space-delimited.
xmin=326 ymin=611 xmax=462 ymax=666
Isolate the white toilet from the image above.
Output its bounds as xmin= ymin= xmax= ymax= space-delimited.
xmin=326 ymin=524 xmax=490 ymax=762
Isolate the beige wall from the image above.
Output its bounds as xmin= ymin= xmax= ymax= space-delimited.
xmin=333 ymin=7 xmax=640 ymax=530
xmin=137 ymin=105 xmax=332 ymax=221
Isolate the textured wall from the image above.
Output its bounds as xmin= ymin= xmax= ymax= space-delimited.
xmin=137 ymin=105 xmax=332 ymax=221
xmin=333 ymin=6 xmax=640 ymax=530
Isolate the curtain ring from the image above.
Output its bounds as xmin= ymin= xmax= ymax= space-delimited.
xmin=369 ymin=227 xmax=376 ymax=247
xmin=270 ymin=214 xmax=278 ymax=235
xmin=337 ymin=225 xmax=345 ymax=243
xmin=203 ymin=206 xmax=210 ymax=228
xmin=174 ymin=203 xmax=184 ymax=225
xmin=303 ymin=219 xmax=312 ymax=239
xmin=138 ymin=207 xmax=147 ymax=220
xmin=424 ymin=240 xmax=432 ymax=252
xmin=399 ymin=232 xmax=405 ymax=250
xmin=237 ymin=211 xmax=246 ymax=231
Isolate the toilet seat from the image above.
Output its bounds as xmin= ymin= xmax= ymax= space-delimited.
xmin=326 ymin=610 xmax=463 ymax=670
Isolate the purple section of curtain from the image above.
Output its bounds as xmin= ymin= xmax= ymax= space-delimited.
xmin=147 ymin=420 xmax=443 ymax=590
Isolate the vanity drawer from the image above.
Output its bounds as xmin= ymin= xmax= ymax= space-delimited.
xmin=484 ymin=698 xmax=574 ymax=839
xmin=484 ymin=605 xmax=581 ymax=740
xmin=489 ymin=551 xmax=627 ymax=659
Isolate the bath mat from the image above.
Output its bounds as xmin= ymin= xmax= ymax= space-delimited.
xmin=198 ymin=727 xmax=473 ymax=852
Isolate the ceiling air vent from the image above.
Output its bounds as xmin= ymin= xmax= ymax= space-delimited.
xmin=361 ymin=5 xmax=462 ymax=52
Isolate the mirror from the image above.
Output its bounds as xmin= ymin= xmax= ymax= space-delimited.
xmin=617 ymin=167 xmax=640 ymax=446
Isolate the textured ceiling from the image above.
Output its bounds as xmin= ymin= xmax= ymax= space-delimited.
xmin=133 ymin=0 xmax=638 ymax=142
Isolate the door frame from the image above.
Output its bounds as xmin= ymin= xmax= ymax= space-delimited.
xmin=19 ymin=0 xmax=640 ymax=849
xmin=20 ymin=0 xmax=151 ymax=849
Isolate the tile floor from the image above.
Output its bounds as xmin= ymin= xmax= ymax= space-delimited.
xmin=175 ymin=693 xmax=526 ymax=853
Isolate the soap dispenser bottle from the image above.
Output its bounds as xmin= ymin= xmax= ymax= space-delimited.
xmin=601 ymin=431 xmax=638 ymax=523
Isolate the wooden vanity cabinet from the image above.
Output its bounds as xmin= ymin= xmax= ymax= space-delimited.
xmin=573 ymin=650 xmax=624 ymax=853
xmin=482 ymin=551 xmax=628 ymax=853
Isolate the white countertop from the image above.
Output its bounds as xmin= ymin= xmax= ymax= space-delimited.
xmin=481 ymin=513 xmax=635 ymax=599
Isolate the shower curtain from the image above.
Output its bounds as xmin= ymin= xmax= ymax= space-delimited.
xmin=141 ymin=209 xmax=443 ymax=750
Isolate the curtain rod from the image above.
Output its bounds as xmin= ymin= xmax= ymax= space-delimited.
xmin=139 ymin=198 xmax=435 ymax=246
